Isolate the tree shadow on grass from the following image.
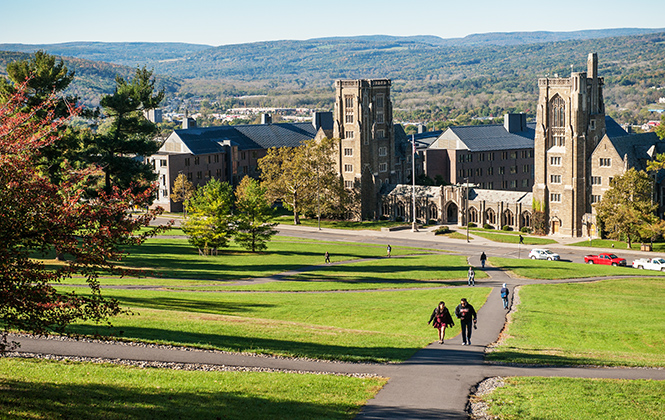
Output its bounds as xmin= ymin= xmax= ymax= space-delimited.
xmin=110 ymin=295 xmax=275 ymax=314
xmin=485 ymin=349 xmax=611 ymax=367
xmin=65 ymin=325 xmax=421 ymax=363
xmin=2 ymin=379 xmax=368 ymax=420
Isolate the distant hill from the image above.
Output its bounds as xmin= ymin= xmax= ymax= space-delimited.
xmin=2 ymin=28 xmax=665 ymax=123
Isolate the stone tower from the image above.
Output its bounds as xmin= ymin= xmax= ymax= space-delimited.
xmin=533 ymin=53 xmax=606 ymax=237
xmin=333 ymin=79 xmax=395 ymax=220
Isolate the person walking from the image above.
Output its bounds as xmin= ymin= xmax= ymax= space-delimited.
xmin=480 ymin=251 xmax=487 ymax=268
xmin=386 ymin=244 xmax=392 ymax=258
xmin=467 ymin=266 xmax=475 ymax=286
xmin=455 ymin=298 xmax=477 ymax=346
xmin=500 ymin=283 xmax=510 ymax=309
xmin=324 ymin=251 xmax=330 ymax=264
xmin=428 ymin=301 xmax=454 ymax=344
xmin=519 ymin=234 xmax=524 ymax=244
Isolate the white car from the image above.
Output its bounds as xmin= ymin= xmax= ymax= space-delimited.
xmin=632 ymin=257 xmax=665 ymax=271
xmin=528 ymin=248 xmax=560 ymax=261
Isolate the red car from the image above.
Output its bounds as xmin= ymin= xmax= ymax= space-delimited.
xmin=584 ymin=253 xmax=627 ymax=266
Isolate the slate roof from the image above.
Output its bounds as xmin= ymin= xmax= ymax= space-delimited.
xmin=605 ymin=132 xmax=662 ymax=171
xmin=444 ymin=123 xmax=536 ymax=152
xmin=412 ymin=130 xmax=444 ymax=149
xmin=171 ymin=122 xmax=319 ymax=155
xmin=605 ymin=116 xmax=628 ymax=138
xmin=468 ymin=189 xmax=532 ymax=204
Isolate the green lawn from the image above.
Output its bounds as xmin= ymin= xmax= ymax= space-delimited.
xmin=63 ymin=287 xmax=491 ymax=363
xmin=119 ymin=237 xmax=434 ymax=281
xmin=569 ymin=238 xmax=665 ymax=252
xmin=470 ymin=231 xmax=556 ymax=245
xmin=488 ymin=257 xmax=651 ymax=279
xmin=487 ymin=278 xmax=665 ymax=367
xmin=275 ymin=216 xmax=410 ymax=230
xmin=477 ymin=377 xmax=665 ymax=420
xmin=1 ymin=358 xmax=386 ymax=420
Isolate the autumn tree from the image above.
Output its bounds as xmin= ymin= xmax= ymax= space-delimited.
xmin=0 ymin=83 xmax=166 ymax=352
xmin=596 ymin=168 xmax=657 ymax=248
xmin=85 ymin=67 xmax=164 ymax=194
xmin=258 ymin=138 xmax=347 ymax=224
xmin=171 ymin=173 xmax=195 ymax=214
xmin=234 ymin=176 xmax=277 ymax=252
xmin=182 ymin=178 xmax=235 ymax=255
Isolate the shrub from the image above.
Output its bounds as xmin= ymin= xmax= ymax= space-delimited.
xmin=395 ymin=216 xmax=404 ymax=222
xmin=427 ymin=219 xmax=437 ymax=225
xmin=434 ymin=226 xmax=450 ymax=235
xmin=483 ymin=223 xmax=494 ymax=230
xmin=520 ymin=227 xmax=532 ymax=233
xmin=468 ymin=222 xmax=477 ymax=228
xmin=502 ymin=225 xmax=513 ymax=231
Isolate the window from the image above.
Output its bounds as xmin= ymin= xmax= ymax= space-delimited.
xmin=551 ymin=95 xmax=565 ymax=127
xmin=458 ymin=169 xmax=464 ymax=177
xmin=376 ymin=95 xmax=384 ymax=108
xmin=345 ymin=110 xmax=353 ymax=124
xmin=214 ymin=154 xmax=220 ymax=163
xmin=252 ymin=151 xmax=257 ymax=159
xmin=216 ymin=169 xmax=222 ymax=178
xmin=550 ymin=156 xmax=562 ymax=166
xmin=487 ymin=167 xmax=494 ymax=175
xmin=529 ymin=150 xmax=534 ymax=158
xmin=488 ymin=152 xmax=495 ymax=161
xmin=467 ymin=168 xmax=473 ymax=177
xmin=378 ymin=147 xmax=387 ymax=156
xmin=499 ymin=167 xmax=505 ymax=175
xmin=467 ymin=154 xmax=473 ymax=163
xmin=344 ymin=148 xmax=353 ymax=156
xmin=590 ymin=120 xmax=596 ymax=130
xmin=510 ymin=166 xmax=517 ymax=174
xmin=522 ymin=179 xmax=529 ymax=187
xmin=187 ymin=172 xmax=192 ymax=180
xmin=502 ymin=151 xmax=508 ymax=160
xmin=344 ymin=96 xmax=353 ymax=108
xmin=376 ymin=112 xmax=384 ymax=123
xmin=197 ymin=171 xmax=202 ymax=179
xmin=185 ymin=158 xmax=190 ymax=166
xmin=510 ymin=151 xmax=517 ymax=159
xmin=379 ymin=162 xmax=388 ymax=172
xmin=345 ymin=130 xmax=354 ymax=139
xmin=488 ymin=182 xmax=493 ymax=189
xmin=600 ymin=158 xmax=611 ymax=167
xmin=510 ymin=180 xmax=516 ymax=188
xmin=205 ymin=170 xmax=211 ymax=178
xmin=377 ymin=129 xmax=385 ymax=138
xmin=194 ymin=157 xmax=200 ymax=165
xmin=591 ymin=195 xmax=601 ymax=203
xmin=502 ymin=180 xmax=509 ymax=189
xmin=241 ymin=152 xmax=246 ymax=160
xmin=521 ymin=150 xmax=528 ymax=158
xmin=523 ymin=164 xmax=530 ymax=173
xmin=458 ymin=155 xmax=465 ymax=163
xmin=591 ymin=176 xmax=601 ymax=185
xmin=344 ymin=180 xmax=353 ymax=188
xmin=550 ymin=193 xmax=562 ymax=202
xmin=550 ymin=174 xmax=562 ymax=184
xmin=475 ymin=168 xmax=482 ymax=176
xmin=344 ymin=164 xmax=353 ymax=173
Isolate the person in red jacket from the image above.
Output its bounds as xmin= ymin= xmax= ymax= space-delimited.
xmin=428 ymin=301 xmax=455 ymax=344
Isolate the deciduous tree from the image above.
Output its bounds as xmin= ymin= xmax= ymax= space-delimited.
xmin=171 ymin=173 xmax=195 ymax=214
xmin=596 ymin=168 xmax=657 ymax=248
xmin=0 ymin=83 xmax=166 ymax=352
xmin=182 ymin=178 xmax=235 ymax=255
xmin=234 ymin=176 xmax=277 ymax=252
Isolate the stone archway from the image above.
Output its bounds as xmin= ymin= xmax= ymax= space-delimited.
xmin=521 ymin=211 xmax=531 ymax=228
xmin=485 ymin=208 xmax=496 ymax=226
xmin=446 ymin=202 xmax=458 ymax=224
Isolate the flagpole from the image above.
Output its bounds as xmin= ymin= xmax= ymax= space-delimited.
xmin=411 ymin=134 xmax=418 ymax=232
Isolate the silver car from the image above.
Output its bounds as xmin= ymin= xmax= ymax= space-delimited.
xmin=528 ymin=248 xmax=560 ymax=260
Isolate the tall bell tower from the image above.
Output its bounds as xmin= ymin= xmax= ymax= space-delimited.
xmin=533 ymin=53 xmax=606 ymax=237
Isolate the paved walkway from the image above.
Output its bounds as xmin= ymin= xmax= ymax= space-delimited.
xmin=9 ymin=226 xmax=665 ymax=419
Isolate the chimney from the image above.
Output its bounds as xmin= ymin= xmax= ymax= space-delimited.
xmin=503 ymin=113 xmax=527 ymax=133
xmin=182 ymin=116 xmax=196 ymax=129
xmin=261 ymin=114 xmax=272 ymax=125
xmin=417 ymin=124 xmax=427 ymax=134
xmin=312 ymin=111 xmax=333 ymax=131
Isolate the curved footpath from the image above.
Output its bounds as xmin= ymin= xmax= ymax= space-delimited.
xmin=9 ymin=227 xmax=665 ymax=419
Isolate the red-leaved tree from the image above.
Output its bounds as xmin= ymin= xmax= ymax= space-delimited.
xmin=0 ymin=82 xmax=168 ymax=352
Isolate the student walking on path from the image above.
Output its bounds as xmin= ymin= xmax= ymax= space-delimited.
xmin=480 ymin=251 xmax=487 ymax=268
xmin=467 ymin=266 xmax=475 ymax=286
xmin=386 ymin=244 xmax=391 ymax=258
xmin=455 ymin=298 xmax=477 ymax=346
xmin=500 ymin=283 xmax=510 ymax=309
xmin=324 ymin=251 xmax=330 ymax=264
xmin=428 ymin=301 xmax=455 ymax=344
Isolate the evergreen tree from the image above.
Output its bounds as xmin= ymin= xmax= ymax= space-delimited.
xmin=234 ymin=176 xmax=277 ymax=252
xmin=182 ymin=178 xmax=235 ymax=256
xmin=86 ymin=67 xmax=164 ymax=194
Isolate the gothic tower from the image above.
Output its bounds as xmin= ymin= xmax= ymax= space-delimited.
xmin=333 ymin=79 xmax=395 ymax=220
xmin=533 ymin=53 xmax=606 ymax=237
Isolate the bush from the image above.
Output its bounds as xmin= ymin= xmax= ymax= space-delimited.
xmin=468 ymin=222 xmax=477 ymax=228
xmin=520 ymin=227 xmax=532 ymax=233
xmin=483 ymin=223 xmax=494 ymax=230
xmin=434 ymin=226 xmax=450 ymax=235
xmin=395 ymin=216 xmax=404 ymax=222
xmin=379 ymin=215 xmax=389 ymax=221
xmin=427 ymin=219 xmax=437 ymax=225
xmin=502 ymin=225 xmax=513 ymax=231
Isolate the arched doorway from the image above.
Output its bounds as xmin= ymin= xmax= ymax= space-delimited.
xmin=446 ymin=202 xmax=458 ymax=223
xmin=551 ymin=219 xmax=561 ymax=234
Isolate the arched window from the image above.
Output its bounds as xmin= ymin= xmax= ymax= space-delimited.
xmin=382 ymin=202 xmax=391 ymax=218
xmin=549 ymin=95 xmax=566 ymax=147
xmin=503 ymin=210 xmax=515 ymax=227
xmin=469 ymin=207 xmax=478 ymax=224
xmin=521 ymin=211 xmax=531 ymax=227
xmin=486 ymin=209 xmax=496 ymax=225
xmin=429 ymin=204 xmax=438 ymax=220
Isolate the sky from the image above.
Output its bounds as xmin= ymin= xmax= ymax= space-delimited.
xmin=2 ymin=0 xmax=664 ymax=46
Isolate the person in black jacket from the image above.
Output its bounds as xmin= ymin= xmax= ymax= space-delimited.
xmin=428 ymin=301 xmax=455 ymax=344
xmin=454 ymin=298 xmax=477 ymax=346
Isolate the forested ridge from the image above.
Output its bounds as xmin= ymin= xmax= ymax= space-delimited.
xmin=2 ymin=29 xmax=665 ymax=125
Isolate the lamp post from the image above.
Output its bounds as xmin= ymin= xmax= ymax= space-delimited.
xmin=411 ymin=134 xmax=418 ymax=232
xmin=465 ymin=178 xmax=470 ymax=243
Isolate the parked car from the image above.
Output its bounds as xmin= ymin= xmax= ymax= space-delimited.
xmin=528 ymin=248 xmax=561 ymax=260
xmin=632 ymin=257 xmax=665 ymax=271
xmin=584 ymin=253 xmax=627 ymax=266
